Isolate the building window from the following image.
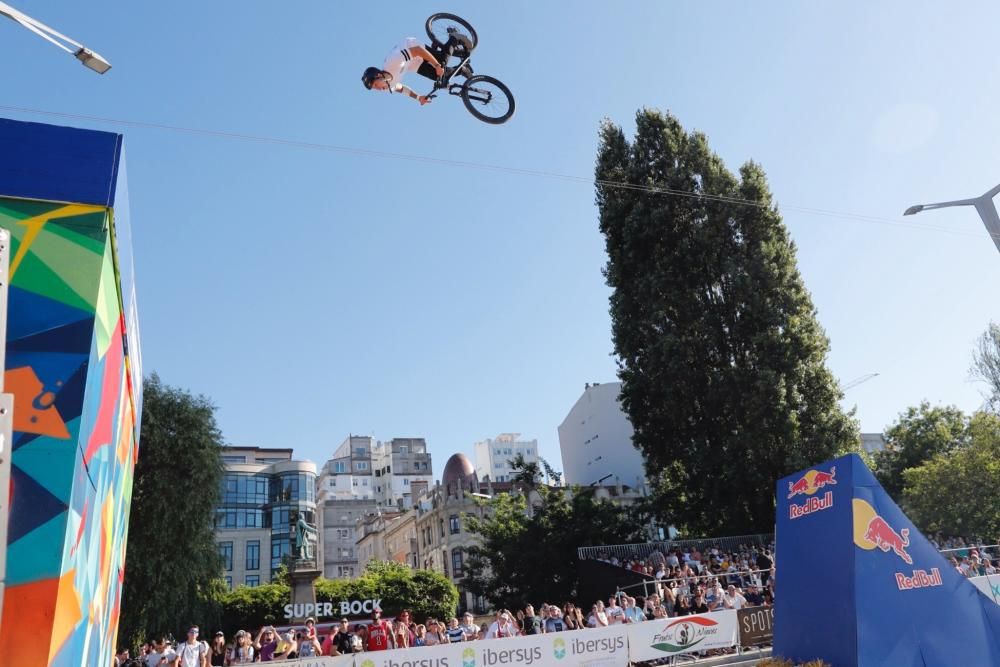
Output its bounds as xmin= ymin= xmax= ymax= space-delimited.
xmin=221 ymin=455 xmax=246 ymax=464
xmin=334 ymin=462 xmax=347 ymax=473
xmin=224 ymin=576 xmax=232 ymax=590
xmin=338 ymin=566 xmax=355 ymax=578
xmin=495 ymin=449 xmax=501 ymax=455
xmin=246 ymin=540 xmax=260 ymax=571
xmin=449 ymin=515 xmax=460 ymax=534
xmin=400 ymin=446 xmax=409 ymax=453
xmin=439 ymin=519 xmax=445 ymax=538
xmin=452 ymin=549 xmax=464 ymax=578
xmin=337 ymin=529 xmax=350 ymax=540
xmin=219 ymin=542 xmax=233 ymax=571
xmin=404 ymin=478 xmax=410 ymax=486
xmin=355 ymin=447 xmax=367 ymax=457
xmin=271 ymin=537 xmax=290 ymax=571
xmin=245 ymin=575 xmax=260 ymax=587
xmin=356 ymin=462 xmax=369 ymax=471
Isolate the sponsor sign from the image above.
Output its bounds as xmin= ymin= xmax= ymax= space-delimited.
xmin=970 ymin=575 xmax=1000 ymax=604
xmin=786 ymin=466 xmax=837 ymax=520
xmin=626 ymin=610 xmax=738 ymax=661
xmin=279 ymin=657 xmax=356 ymax=667
xmin=737 ymin=606 xmax=773 ymax=646
xmin=284 ymin=599 xmax=382 ymax=620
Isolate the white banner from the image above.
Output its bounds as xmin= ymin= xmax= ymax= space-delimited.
xmin=351 ymin=641 xmax=466 ymax=667
xmin=970 ymin=575 xmax=1000 ymax=603
xmin=625 ymin=610 xmax=738 ymax=661
xmin=276 ymin=657 xmax=356 ymax=667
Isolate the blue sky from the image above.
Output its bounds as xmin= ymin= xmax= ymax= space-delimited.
xmin=4 ymin=1 xmax=1000 ymax=476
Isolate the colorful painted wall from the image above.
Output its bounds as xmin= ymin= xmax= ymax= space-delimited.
xmin=0 ymin=119 xmax=142 ymax=667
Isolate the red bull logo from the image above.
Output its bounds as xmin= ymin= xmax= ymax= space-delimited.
xmin=786 ymin=466 xmax=837 ymax=499
xmin=863 ymin=515 xmax=912 ymax=564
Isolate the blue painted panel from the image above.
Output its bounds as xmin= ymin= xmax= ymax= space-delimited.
xmin=0 ymin=118 xmax=122 ymax=206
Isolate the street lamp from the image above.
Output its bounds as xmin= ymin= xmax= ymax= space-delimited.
xmin=904 ymin=182 xmax=1000 ymax=255
xmin=0 ymin=1 xmax=110 ymax=74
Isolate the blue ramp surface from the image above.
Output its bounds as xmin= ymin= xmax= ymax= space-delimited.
xmin=773 ymin=453 xmax=1000 ymax=666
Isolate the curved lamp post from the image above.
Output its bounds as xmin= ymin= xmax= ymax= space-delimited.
xmin=904 ymin=182 xmax=1000 ymax=255
xmin=0 ymin=1 xmax=110 ymax=73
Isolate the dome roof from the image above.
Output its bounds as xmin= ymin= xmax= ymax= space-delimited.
xmin=442 ymin=453 xmax=477 ymax=487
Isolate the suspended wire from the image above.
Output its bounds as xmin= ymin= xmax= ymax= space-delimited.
xmin=0 ymin=104 xmax=994 ymax=242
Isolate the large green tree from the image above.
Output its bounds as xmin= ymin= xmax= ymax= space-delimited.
xmin=119 ymin=374 xmax=226 ymax=646
xmin=596 ymin=110 xmax=859 ymax=535
xmin=463 ymin=481 xmax=645 ymax=610
xmin=873 ymin=402 xmax=968 ymax=500
xmin=902 ymin=411 xmax=1000 ymax=539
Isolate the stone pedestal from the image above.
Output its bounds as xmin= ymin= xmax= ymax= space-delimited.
xmin=288 ymin=560 xmax=322 ymax=622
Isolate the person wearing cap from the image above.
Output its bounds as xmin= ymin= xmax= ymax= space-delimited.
xmin=208 ymin=632 xmax=226 ymax=666
xmin=485 ymin=610 xmax=516 ymax=639
xmin=303 ymin=617 xmax=317 ymax=642
xmin=254 ymin=626 xmax=279 ymax=662
xmin=366 ymin=608 xmax=394 ymax=651
xmin=297 ymin=626 xmax=321 ymax=658
xmin=172 ymin=626 xmax=208 ymax=667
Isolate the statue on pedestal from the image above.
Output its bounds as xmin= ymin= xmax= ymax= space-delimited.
xmin=294 ymin=515 xmax=318 ymax=561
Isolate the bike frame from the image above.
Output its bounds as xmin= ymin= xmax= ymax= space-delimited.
xmin=426 ymin=52 xmax=479 ymax=99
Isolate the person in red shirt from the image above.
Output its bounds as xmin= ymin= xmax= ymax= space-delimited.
xmin=366 ymin=609 xmax=394 ymax=651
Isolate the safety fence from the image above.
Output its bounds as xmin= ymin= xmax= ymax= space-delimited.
xmin=616 ymin=567 xmax=773 ymax=600
xmin=577 ymin=535 xmax=773 ymax=563
xmin=971 ymin=574 xmax=1000 ymax=604
xmin=270 ymin=608 xmax=772 ymax=667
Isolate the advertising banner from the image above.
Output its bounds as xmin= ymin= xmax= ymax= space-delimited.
xmin=737 ymin=606 xmax=774 ymax=646
xmin=277 ymin=656 xmax=356 ymax=667
xmin=970 ymin=575 xmax=1000 ymax=604
xmin=625 ymin=610 xmax=738 ymax=661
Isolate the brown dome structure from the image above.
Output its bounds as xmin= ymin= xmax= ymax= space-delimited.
xmin=442 ymin=453 xmax=478 ymax=488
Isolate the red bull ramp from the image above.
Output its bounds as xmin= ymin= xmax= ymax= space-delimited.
xmin=773 ymin=453 xmax=1000 ymax=666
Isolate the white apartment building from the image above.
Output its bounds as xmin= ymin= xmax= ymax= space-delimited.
xmin=473 ymin=433 xmax=539 ymax=483
xmin=317 ymin=435 xmax=433 ymax=579
xmin=558 ymin=382 xmax=647 ymax=487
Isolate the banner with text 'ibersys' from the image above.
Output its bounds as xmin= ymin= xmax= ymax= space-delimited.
xmin=625 ymin=610 xmax=738 ymax=662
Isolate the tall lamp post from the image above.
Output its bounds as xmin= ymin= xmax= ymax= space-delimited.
xmin=0 ymin=1 xmax=111 ymax=73
xmin=904 ymin=182 xmax=1000 ymax=255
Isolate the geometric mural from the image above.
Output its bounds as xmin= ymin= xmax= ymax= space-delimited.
xmin=0 ymin=118 xmax=142 ymax=667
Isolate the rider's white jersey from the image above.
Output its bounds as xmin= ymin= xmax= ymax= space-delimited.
xmin=382 ymin=37 xmax=424 ymax=91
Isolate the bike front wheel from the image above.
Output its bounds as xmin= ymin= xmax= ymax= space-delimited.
xmin=425 ymin=13 xmax=479 ymax=51
xmin=461 ymin=75 xmax=515 ymax=125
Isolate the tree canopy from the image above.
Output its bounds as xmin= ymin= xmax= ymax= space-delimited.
xmin=873 ymin=402 xmax=968 ymax=500
xmin=902 ymin=411 xmax=1000 ymax=540
xmin=596 ymin=109 xmax=858 ymax=535
xmin=119 ymin=374 xmax=226 ymax=645
xmin=463 ymin=474 xmax=645 ymax=611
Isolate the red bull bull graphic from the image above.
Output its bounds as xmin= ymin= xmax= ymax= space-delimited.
xmin=863 ymin=515 xmax=912 ymax=564
xmin=786 ymin=465 xmax=837 ymax=499
xmin=786 ymin=466 xmax=837 ymax=519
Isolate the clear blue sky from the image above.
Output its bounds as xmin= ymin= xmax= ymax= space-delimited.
xmin=5 ymin=1 xmax=1000 ymax=476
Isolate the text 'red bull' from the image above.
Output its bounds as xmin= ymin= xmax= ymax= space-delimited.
xmin=895 ymin=568 xmax=942 ymax=591
xmin=864 ymin=515 xmax=912 ymax=564
xmin=788 ymin=491 xmax=833 ymax=519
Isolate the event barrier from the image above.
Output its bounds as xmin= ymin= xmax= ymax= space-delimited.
xmin=270 ymin=611 xmax=745 ymax=667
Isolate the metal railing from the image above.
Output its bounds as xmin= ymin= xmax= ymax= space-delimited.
xmin=577 ymin=534 xmax=773 ymax=563
xmin=615 ymin=567 xmax=773 ymax=600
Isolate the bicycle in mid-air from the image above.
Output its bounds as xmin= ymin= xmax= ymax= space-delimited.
xmin=423 ymin=13 xmax=515 ymax=125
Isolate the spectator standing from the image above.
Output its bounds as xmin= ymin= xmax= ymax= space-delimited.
xmin=545 ymin=606 xmax=566 ymax=632
xmin=606 ymin=597 xmax=625 ymax=624
xmin=424 ymin=619 xmax=450 ymax=645
xmin=446 ymin=618 xmax=466 ymax=643
xmin=413 ymin=625 xmax=427 ymax=647
xmin=254 ymin=627 xmax=278 ymax=662
xmin=297 ymin=628 xmax=321 ymax=658
xmin=230 ymin=631 xmax=255 ymax=664
xmin=367 ymin=609 xmax=394 ymax=651
xmin=485 ymin=611 xmax=517 ymax=638
xmin=393 ymin=619 xmax=410 ymax=649
xmin=172 ymin=627 xmax=208 ymax=667
xmin=691 ymin=594 xmax=709 ymax=615
xmin=757 ymin=550 xmax=773 ymax=586
xmin=522 ymin=605 xmax=542 ymax=635
xmin=459 ymin=612 xmax=479 ymax=641
xmin=587 ymin=602 xmax=609 ymax=628
xmin=145 ymin=637 xmax=175 ymax=667
xmin=208 ymin=632 xmax=226 ymax=667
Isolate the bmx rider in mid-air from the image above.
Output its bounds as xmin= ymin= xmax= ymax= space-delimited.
xmin=361 ymin=28 xmax=473 ymax=105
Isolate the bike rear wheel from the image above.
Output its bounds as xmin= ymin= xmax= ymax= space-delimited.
xmin=425 ymin=13 xmax=479 ymax=52
xmin=461 ymin=75 xmax=515 ymax=124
